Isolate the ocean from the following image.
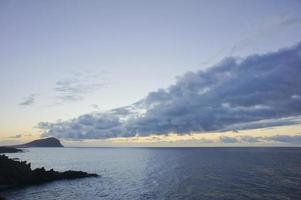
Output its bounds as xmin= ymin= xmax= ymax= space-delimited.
xmin=2 ymin=147 xmax=301 ymax=200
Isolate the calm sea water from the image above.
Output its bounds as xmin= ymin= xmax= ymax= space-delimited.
xmin=2 ymin=147 xmax=301 ymax=200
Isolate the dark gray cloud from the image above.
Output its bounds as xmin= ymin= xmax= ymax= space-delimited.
xmin=40 ymin=42 xmax=301 ymax=140
xmin=19 ymin=94 xmax=37 ymax=106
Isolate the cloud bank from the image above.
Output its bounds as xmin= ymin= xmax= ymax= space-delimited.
xmin=39 ymin=42 xmax=301 ymax=140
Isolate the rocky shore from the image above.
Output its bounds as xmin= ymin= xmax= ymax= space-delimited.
xmin=0 ymin=155 xmax=98 ymax=190
xmin=0 ymin=139 xmax=98 ymax=199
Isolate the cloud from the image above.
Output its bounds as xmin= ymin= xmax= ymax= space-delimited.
xmin=239 ymin=136 xmax=262 ymax=143
xmin=278 ymin=17 xmax=301 ymax=27
xmin=8 ymin=134 xmax=22 ymax=139
xmin=90 ymin=104 xmax=100 ymax=110
xmin=53 ymin=71 xmax=106 ymax=103
xmin=216 ymin=134 xmax=301 ymax=144
xmin=219 ymin=136 xmax=239 ymax=143
xmin=192 ymin=134 xmax=301 ymax=144
xmin=39 ymin=42 xmax=301 ymax=140
xmin=265 ymin=134 xmax=301 ymax=144
xmin=228 ymin=16 xmax=301 ymax=55
xmin=220 ymin=116 xmax=301 ymax=131
xmin=19 ymin=94 xmax=37 ymax=106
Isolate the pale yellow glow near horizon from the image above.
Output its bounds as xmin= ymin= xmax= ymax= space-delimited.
xmin=62 ymin=123 xmax=301 ymax=147
xmin=1 ymin=124 xmax=301 ymax=147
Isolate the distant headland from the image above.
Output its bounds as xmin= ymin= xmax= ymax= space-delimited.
xmin=0 ymin=137 xmax=64 ymax=154
xmin=12 ymin=137 xmax=64 ymax=148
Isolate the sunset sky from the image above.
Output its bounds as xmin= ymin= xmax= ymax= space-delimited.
xmin=1 ymin=0 xmax=301 ymax=146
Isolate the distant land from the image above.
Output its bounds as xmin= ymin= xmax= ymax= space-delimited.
xmin=0 ymin=138 xmax=63 ymax=154
xmin=12 ymin=137 xmax=64 ymax=148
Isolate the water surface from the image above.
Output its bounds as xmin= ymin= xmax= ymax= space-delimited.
xmin=2 ymin=147 xmax=301 ymax=200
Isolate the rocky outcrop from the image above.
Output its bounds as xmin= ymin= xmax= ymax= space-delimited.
xmin=0 ymin=155 xmax=98 ymax=190
xmin=0 ymin=147 xmax=22 ymax=154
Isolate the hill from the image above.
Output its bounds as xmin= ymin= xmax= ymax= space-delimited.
xmin=14 ymin=137 xmax=64 ymax=148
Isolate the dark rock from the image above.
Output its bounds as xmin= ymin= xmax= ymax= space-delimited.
xmin=0 ymin=147 xmax=22 ymax=154
xmin=0 ymin=155 xmax=98 ymax=190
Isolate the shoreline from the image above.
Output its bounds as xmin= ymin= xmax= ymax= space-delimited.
xmin=0 ymin=147 xmax=98 ymax=200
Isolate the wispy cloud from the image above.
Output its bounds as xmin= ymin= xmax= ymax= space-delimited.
xmin=90 ymin=104 xmax=100 ymax=110
xmin=8 ymin=134 xmax=22 ymax=139
xmin=201 ymin=16 xmax=301 ymax=66
xmin=19 ymin=94 xmax=37 ymax=106
xmin=39 ymin=42 xmax=301 ymax=140
xmin=228 ymin=16 xmax=301 ymax=55
xmin=278 ymin=17 xmax=301 ymax=27
xmin=53 ymin=71 xmax=107 ymax=103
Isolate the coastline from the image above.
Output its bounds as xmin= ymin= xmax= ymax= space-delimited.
xmin=0 ymin=146 xmax=98 ymax=200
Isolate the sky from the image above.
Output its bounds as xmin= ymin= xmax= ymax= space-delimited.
xmin=1 ymin=0 xmax=301 ymax=146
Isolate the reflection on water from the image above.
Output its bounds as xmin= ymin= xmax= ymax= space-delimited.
xmin=2 ymin=147 xmax=301 ymax=200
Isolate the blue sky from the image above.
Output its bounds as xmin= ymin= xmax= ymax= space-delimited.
xmin=1 ymin=0 xmax=301 ymax=146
